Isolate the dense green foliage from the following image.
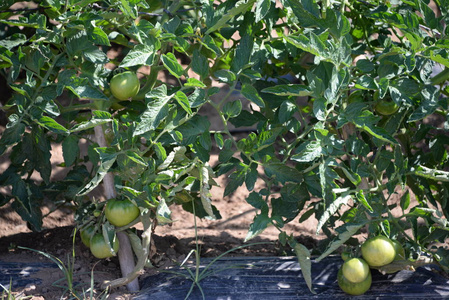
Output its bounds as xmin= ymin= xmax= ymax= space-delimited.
xmin=1 ymin=0 xmax=448 ymax=292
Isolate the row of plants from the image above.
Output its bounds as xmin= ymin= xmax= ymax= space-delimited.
xmin=1 ymin=0 xmax=448 ymax=296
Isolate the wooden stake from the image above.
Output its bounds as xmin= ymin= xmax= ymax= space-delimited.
xmin=94 ymin=125 xmax=140 ymax=292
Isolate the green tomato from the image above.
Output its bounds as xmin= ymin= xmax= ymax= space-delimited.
xmin=375 ymin=99 xmax=399 ymax=115
xmin=90 ymin=233 xmax=119 ymax=259
xmin=373 ymin=91 xmax=398 ymax=115
xmin=347 ymin=90 xmax=364 ymax=104
xmin=338 ymin=267 xmax=372 ymax=296
xmin=110 ymin=72 xmax=140 ymax=100
xmin=392 ymin=240 xmax=405 ymax=260
xmin=342 ymin=258 xmax=370 ymax=283
xmin=341 ymin=251 xmax=351 ymax=262
xmin=105 ymin=198 xmax=140 ymax=227
xmin=361 ymin=235 xmax=396 ymax=267
xmin=80 ymin=226 xmax=96 ymax=247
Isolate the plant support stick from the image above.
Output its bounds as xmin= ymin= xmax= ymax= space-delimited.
xmin=94 ymin=125 xmax=140 ymax=292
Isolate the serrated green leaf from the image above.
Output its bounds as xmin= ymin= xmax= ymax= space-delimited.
xmin=185 ymin=78 xmax=207 ymax=87
xmin=87 ymin=25 xmax=111 ymax=46
xmin=224 ymin=164 xmax=248 ymax=196
xmin=205 ymin=0 xmax=257 ymax=35
xmin=77 ymin=149 xmax=117 ymax=196
xmin=255 ymin=0 xmax=271 ymax=22
xmin=121 ymin=43 xmax=158 ymax=67
xmin=400 ymin=190 xmax=411 ymax=211
xmin=264 ymin=162 xmax=302 ymax=184
xmin=223 ymin=100 xmax=242 ymax=118
xmin=292 ymin=242 xmax=315 ymax=294
xmin=285 ymin=0 xmax=322 ymax=28
xmin=125 ymin=150 xmax=147 ymax=166
xmin=175 ymin=91 xmax=192 ymax=115
xmin=358 ymin=124 xmax=398 ymax=144
xmin=355 ymin=190 xmax=373 ymax=212
xmin=247 ymin=191 xmax=268 ymax=210
xmin=292 ymin=140 xmax=322 ymax=162
xmin=316 ymin=194 xmax=351 ymax=234
xmin=62 ymin=135 xmax=79 ymax=167
xmin=231 ymin=33 xmax=254 ymax=73
xmin=245 ymin=212 xmax=271 ymax=241
xmin=134 ymin=86 xmax=172 ymax=136
xmin=35 ymin=116 xmax=68 ymax=135
xmin=161 ymin=52 xmax=184 ymax=78
xmin=156 ymin=198 xmax=172 ymax=224
xmin=214 ymin=69 xmax=237 ymax=83
xmin=192 ymin=49 xmax=209 ymax=80
xmin=261 ymin=84 xmax=312 ymax=97
xmin=315 ymin=223 xmax=366 ymax=262
xmin=241 ymin=84 xmax=265 ymax=108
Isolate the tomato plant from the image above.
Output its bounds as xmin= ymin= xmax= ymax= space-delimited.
xmin=105 ymin=198 xmax=140 ymax=227
xmin=361 ymin=236 xmax=397 ymax=267
xmin=0 ymin=0 xmax=448 ymax=295
xmin=109 ymin=71 xmax=140 ymax=101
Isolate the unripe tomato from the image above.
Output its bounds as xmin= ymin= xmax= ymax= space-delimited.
xmin=361 ymin=235 xmax=396 ymax=267
xmin=392 ymin=240 xmax=405 ymax=260
xmin=105 ymin=198 xmax=140 ymax=227
xmin=90 ymin=233 xmax=119 ymax=259
xmin=347 ymin=90 xmax=364 ymax=104
xmin=342 ymin=258 xmax=370 ymax=283
xmin=373 ymin=91 xmax=398 ymax=115
xmin=374 ymin=99 xmax=399 ymax=115
xmin=80 ymin=226 xmax=96 ymax=247
xmin=110 ymin=72 xmax=140 ymax=100
xmin=341 ymin=251 xmax=351 ymax=262
xmin=338 ymin=267 xmax=372 ymax=296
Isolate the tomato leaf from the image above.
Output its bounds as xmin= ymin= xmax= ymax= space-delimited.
xmin=161 ymin=52 xmax=184 ymax=78
xmin=205 ymin=0 xmax=257 ymax=35
xmin=121 ymin=43 xmax=158 ymax=68
xmin=255 ymin=0 xmax=271 ymax=23
xmin=261 ymin=84 xmax=312 ymax=97
xmin=77 ymin=148 xmax=117 ymax=196
xmin=292 ymin=242 xmax=316 ymax=294
xmin=134 ymin=86 xmax=172 ymax=136
xmin=245 ymin=211 xmax=271 ymax=242
xmin=191 ymin=49 xmax=209 ymax=80
xmin=62 ymin=135 xmax=80 ymax=167
xmin=316 ymin=194 xmax=351 ymax=235
xmin=316 ymin=222 xmax=366 ymax=262
xmin=241 ymin=84 xmax=265 ymax=108
xmin=175 ymin=91 xmax=192 ymax=115
xmin=264 ymin=162 xmax=303 ymax=184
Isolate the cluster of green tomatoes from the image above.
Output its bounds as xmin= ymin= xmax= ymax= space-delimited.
xmin=338 ymin=236 xmax=404 ymax=295
xmin=80 ymin=199 xmax=140 ymax=259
